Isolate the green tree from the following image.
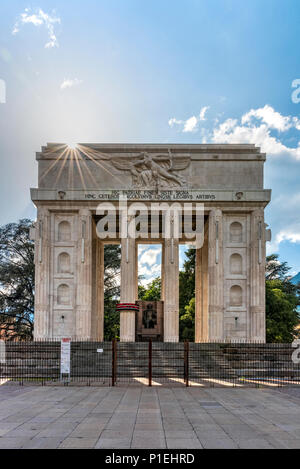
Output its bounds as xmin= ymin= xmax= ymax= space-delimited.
xmin=265 ymin=254 xmax=300 ymax=343
xmin=0 ymin=219 xmax=34 ymax=340
xmin=138 ymin=277 xmax=161 ymax=300
xmin=179 ymin=247 xmax=195 ymax=341
xmin=103 ymin=244 xmax=121 ymax=340
xmin=180 ymin=297 xmax=195 ymax=341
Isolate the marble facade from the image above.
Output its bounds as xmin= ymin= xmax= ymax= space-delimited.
xmin=31 ymin=143 xmax=271 ymax=342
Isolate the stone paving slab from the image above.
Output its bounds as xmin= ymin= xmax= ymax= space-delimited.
xmin=1 ymin=384 xmax=300 ymax=448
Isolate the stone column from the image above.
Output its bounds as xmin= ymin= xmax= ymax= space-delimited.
xmin=195 ymin=224 xmax=209 ymax=342
xmin=161 ymin=240 xmax=165 ymax=301
xmin=120 ymin=235 xmax=137 ymax=342
xmin=76 ymin=209 xmax=93 ymax=339
xmin=135 ymin=243 xmax=139 ymax=301
xmin=208 ymin=209 xmax=224 ymax=341
xmin=163 ymin=239 xmax=179 ymax=342
xmin=34 ymin=208 xmax=51 ymax=339
xmin=250 ymin=209 xmax=266 ymax=342
xmin=93 ymin=239 xmax=104 ymax=341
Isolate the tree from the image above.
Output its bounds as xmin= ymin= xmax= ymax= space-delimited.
xmin=179 ymin=248 xmax=195 ymax=341
xmin=180 ymin=297 xmax=195 ymax=341
xmin=103 ymin=244 xmax=121 ymax=340
xmin=138 ymin=248 xmax=196 ymax=340
xmin=0 ymin=219 xmax=34 ymax=340
xmin=266 ymin=253 xmax=291 ymax=281
xmin=138 ymin=277 xmax=161 ymax=301
xmin=265 ymin=254 xmax=300 ymax=343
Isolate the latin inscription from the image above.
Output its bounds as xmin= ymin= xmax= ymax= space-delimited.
xmin=84 ymin=190 xmax=216 ymax=201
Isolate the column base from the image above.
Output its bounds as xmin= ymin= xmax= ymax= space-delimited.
xmin=117 ymin=303 xmax=138 ymax=342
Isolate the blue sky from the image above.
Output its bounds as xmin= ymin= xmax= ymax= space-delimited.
xmin=0 ymin=0 xmax=300 ymax=283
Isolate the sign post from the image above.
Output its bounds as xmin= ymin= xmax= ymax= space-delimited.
xmin=60 ymin=338 xmax=71 ymax=384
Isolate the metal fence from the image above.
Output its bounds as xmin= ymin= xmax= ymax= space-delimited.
xmin=0 ymin=340 xmax=300 ymax=387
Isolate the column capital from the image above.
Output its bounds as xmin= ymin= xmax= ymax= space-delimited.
xmin=79 ymin=208 xmax=92 ymax=217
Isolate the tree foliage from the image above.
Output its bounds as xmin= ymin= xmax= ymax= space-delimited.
xmin=179 ymin=248 xmax=195 ymax=341
xmin=265 ymin=254 xmax=299 ymax=342
xmin=103 ymin=244 xmax=121 ymax=340
xmin=138 ymin=277 xmax=161 ymax=301
xmin=0 ymin=219 xmax=35 ymax=340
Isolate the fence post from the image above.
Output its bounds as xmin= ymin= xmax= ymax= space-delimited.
xmin=184 ymin=340 xmax=189 ymax=387
xmin=112 ymin=339 xmax=117 ymax=386
xmin=148 ymin=339 xmax=152 ymax=387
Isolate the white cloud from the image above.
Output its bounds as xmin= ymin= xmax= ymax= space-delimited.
xmin=183 ymin=116 xmax=198 ymax=132
xmin=12 ymin=8 xmax=61 ymax=49
xmin=199 ymin=106 xmax=209 ymax=121
xmin=242 ymin=105 xmax=292 ymax=131
xmin=168 ymin=106 xmax=209 ymax=133
xmin=139 ymin=247 xmax=161 ymax=267
xmin=60 ymin=78 xmax=83 ymax=90
xmin=212 ymin=105 xmax=300 ymax=160
xmin=268 ymin=226 xmax=300 ymax=254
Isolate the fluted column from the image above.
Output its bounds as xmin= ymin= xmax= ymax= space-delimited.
xmin=93 ymin=239 xmax=104 ymax=341
xmin=195 ymin=223 xmax=209 ymax=342
xmin=208 ymin=209 xmax=224 ymax=341
xmin=34 ymin=208 xmax=51 ymax=339
xmin=163 ymin=239 xmax=179 ymax=342
xmin=76 ymin=209 xmax=93 ymax=339
xmin=250 ymin=209 xmax=266 ymax=342
xmin=120 ymin=235 xmax=137 ymax=342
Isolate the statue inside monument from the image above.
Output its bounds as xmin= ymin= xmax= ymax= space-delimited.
xmin=142 ymin=304 xmax=158 ymax=329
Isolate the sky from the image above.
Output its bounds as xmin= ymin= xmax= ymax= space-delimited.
xmin=0 ymin=0 xmax=300 ymax=285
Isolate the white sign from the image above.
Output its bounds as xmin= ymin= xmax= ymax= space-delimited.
xmin=97 ymin=349 xmax=103 ymax=353
xmin=60 ymin=338 xmax=71 ymax=374
xmin=0 ymin=340 xmax=5 ymax=364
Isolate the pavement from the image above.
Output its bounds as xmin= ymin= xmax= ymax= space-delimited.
xmin=1 ymin=383 xmax=300 ymax=449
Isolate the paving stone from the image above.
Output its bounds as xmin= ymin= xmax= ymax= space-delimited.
xmin=199 ymin=437 xmax=238 ymax=449
xmin=131 ymin=437 xmax=166 ymax=449
xmin=237 ymin=438 xmax=275 ymax=449
xmin=0 ymin=437 xmax=31 ymax=449
xmin=95 ymin=438 xmax=131 ymax=449
xmin=166 ymin=438 xmax=202 ymax=449
xmin=22 ymin=438 xmax=63 ymax=449
xmin=165 ymin=431 xmax=198 ymax=439
xmin=59 ymin=437 xmax=98 ymax=449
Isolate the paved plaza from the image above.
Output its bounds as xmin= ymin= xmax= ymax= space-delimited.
xmin=1 ymin=383 xmax=300 ymax=449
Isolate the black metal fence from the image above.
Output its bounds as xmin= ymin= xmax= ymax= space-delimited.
xmin=0 ymin=340 xmax=300 ymax=387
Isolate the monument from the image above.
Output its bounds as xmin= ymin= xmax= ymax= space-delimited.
xmin=30 ymin=143 xmax=271 ymax=342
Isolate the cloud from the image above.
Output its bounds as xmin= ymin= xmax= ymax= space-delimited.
xmin=139 ymin=247 xmax=161 ymax=267
xmin=60 ymin=78 xmax=83 ymax=90
xmin=212 ymin=105 xmax=300 ymax=160
xmin=168 ymin=106 xmax=209 ymax=133
xmin=268 ymin=226 xmax=300 ymax=254
xmin=183 ymin=116 xmax=198 ymax=132
xmin=241 ymin=105 xmax=292 ymax=131
xmin=12 ymin=8 xmax=61 ymax=49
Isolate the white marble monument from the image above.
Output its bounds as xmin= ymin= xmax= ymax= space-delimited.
xmin=31 ymin=143 xmax=271 ymax=342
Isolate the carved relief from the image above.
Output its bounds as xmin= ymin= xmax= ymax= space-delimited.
xmin=96 ymin=150 xmax=190 ymax=188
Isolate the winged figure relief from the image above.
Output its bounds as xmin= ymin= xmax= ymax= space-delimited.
xmin=98 ymin=150 xmax=190 ymax=188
